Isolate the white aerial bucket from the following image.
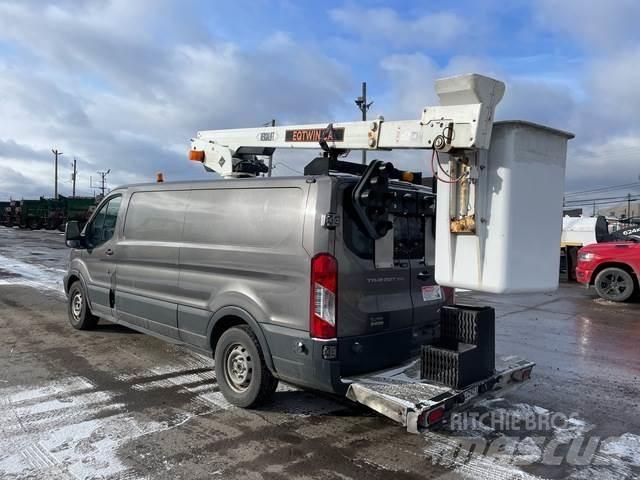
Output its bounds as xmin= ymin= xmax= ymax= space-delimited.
xmin=434 ymin=120 xmax=574 ymax=293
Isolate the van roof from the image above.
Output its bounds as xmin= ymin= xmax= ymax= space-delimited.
xmin=116 ymin=175 xmax=324 ymax=191
xmin=113 ymin=173 xmax=432 ymax=193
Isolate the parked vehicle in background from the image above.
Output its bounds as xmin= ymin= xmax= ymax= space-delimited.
xmin=63 ymin=196 xmax=98 ymax=228
xmin=42 ymin=197 xmax=66 ymax=230
xmin=2 ymin=201 xmax=19 ymax=227
xmin=576 ymin=241 xmax=640 ymax=301
xmin=0 ymin=196 xmax=98 ymax=230
xmin=0 ymin=201 xmax=10 ymax=226
xmin=19 ymin=199 xmax=48 ymax=229
xmin=561 ymin=216 xmax=608 ymax=281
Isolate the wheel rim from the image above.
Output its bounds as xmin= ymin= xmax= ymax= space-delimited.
xmin=598 ymin=272 xmax=629 ymax=299
xmin=223 ymin=343 xmax=253 ymax=393
xmin=71 ymin=291 xmax=83 ymax=321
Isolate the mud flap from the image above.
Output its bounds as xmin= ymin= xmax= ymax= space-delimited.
xmin=345 ymin=355 xmax=535 ymax=433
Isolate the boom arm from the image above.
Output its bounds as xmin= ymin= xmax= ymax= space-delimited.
xmin=189 ymin=74 xmax=505 ymax=177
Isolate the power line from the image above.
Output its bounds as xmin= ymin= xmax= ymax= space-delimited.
xmin=564 ymin=194 xmax=640 ymax=204
xmin=565 ymin=197 xmax=640 ymax=207
xmin=564 ymin=181 xmax=640 ymax=197
xmin=90 ymin=169 xmax=111 ymax=197
xmin=273 ymin=162 xmax=303 ymax=175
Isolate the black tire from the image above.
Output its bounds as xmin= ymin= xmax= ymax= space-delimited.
xmin=594 ymin=267 xmax=636 ymax=302
xmin=214 ymin=325 xmax=278 ymax=408
xmin=67 ymin=281 xmax=99 ymax=330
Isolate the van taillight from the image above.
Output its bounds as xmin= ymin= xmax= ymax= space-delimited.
xmin=310 ymin=253 xmax=337 ymax=339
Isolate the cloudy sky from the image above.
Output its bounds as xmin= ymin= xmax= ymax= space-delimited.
xmin=1 ymin=0 xmax=639 ymax=210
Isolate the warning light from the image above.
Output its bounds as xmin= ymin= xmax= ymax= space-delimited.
xmin=156 ymin=172 xmax=164 ymax=183
xmin=189 ymin=150 xmax=205 ymax=162
xmin=401 ymin=171 xmax=415 ymax=183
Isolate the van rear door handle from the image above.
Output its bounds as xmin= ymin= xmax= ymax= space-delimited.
xmin=105 ymin=248 xmax=114 ymax=256
xmin=417 ymin=270 xmax=432 ymax=280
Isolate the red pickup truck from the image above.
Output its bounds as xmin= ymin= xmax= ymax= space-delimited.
xmin=576 ymin=241 xmax=640 ymax=301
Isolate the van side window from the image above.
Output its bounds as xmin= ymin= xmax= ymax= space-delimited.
xmin=123 ymin=191 xmax=188 ymax=242
xmin=88 ymin=196 xmax=122 ymax=248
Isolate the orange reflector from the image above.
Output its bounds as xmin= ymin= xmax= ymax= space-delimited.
xmin=401 ymin=171 xmax=415 ymax=183
xmin=156 ymin=172 xmax=164 ymax=183
xmin=189 ymin=150 xmax=205 ymax=162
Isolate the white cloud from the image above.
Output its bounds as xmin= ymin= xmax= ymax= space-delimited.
xmin=586 ymin=48 xmax=640 ymax=131
xmin=376 ymin=50 xmax=640 ymax=192
xmin=0 ymin=0 xmax=352 ymax=198
xmin=0 ymin=0 xmax=639 ymax=202
xmin=329 ymin=4 xmax=467 ymax=49
xmin=534 ymin=0 xmax=640 ymax=49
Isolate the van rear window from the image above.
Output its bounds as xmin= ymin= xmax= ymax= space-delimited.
xmin=342 ymin=188 xmax=425 ymax=260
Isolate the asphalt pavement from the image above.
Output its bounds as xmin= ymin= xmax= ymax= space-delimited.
xmin=0 ymin=226 xmax=638 ymax=479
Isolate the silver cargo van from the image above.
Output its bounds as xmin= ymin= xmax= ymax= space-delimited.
xmin=63 ymin=172 xmax=449 ymax=407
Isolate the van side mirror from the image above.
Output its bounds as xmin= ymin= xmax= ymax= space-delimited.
xmin=65 ymin=221 xmax=84 ymax=248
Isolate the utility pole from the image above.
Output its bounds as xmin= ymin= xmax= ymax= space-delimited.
xmin=52 ymin=149 xmax=63 ymax=200
xmin=354 ymin=82 xmax=373 ymax=165
xmin=268 ymin=119 xmax=275 ymax=177
xmin=99 ymin=169 xmax=110 ymax=197
xmin=71 ymin=157 xmax=77 ymax=198
xmin=91 ymin=169 xmax=111 ymax=197
xmin=628 ymin=193 xmax=632 ymax=219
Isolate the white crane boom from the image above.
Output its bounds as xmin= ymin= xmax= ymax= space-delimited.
xmin=189 ymin=73 xmax=505 ymax=177
xmin=186 ymin=73 xmax=573 ymax=296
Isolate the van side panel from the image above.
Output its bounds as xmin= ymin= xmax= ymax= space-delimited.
xmin=115 ymin=190 xmax=189 ymax=339
xmin=177 ymin=185 xmax=313 ymax=366
xmin=262 ymin=177 xmax=335 ymax=385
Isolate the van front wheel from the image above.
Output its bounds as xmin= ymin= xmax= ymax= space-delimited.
xmin=68 ymin=281 xmax=99 ymax=330
xmin=215 ymin=326 xmax=278 ymax=408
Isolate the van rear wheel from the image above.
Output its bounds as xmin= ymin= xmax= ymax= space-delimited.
xmin=215 ymin=326 xmax=278 ymax=408
xmin=68 ymin=281 xmax=99 ymax=330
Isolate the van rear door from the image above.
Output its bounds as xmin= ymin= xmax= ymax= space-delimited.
xmin=336 ymin=183 xmax=415 ymax=375
xmin=400 ymin=215 xmax=442 ymax=345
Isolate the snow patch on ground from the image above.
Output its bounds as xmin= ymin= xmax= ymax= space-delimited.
xmin=600 ymin=433 xmax=640 ymax=467
xmin=0 ymin=365 xmax=221 ymax=479
xmin=425 ymin=401 xmax=639 ymax=479
xmin=0 ymin=253 xmax=65 ymax=294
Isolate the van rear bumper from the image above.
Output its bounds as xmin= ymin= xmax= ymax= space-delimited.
xmin=268 ymin=338 xmax=345 ymax=395
xmin=272 ymin=330 xmax=437 ymax=396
